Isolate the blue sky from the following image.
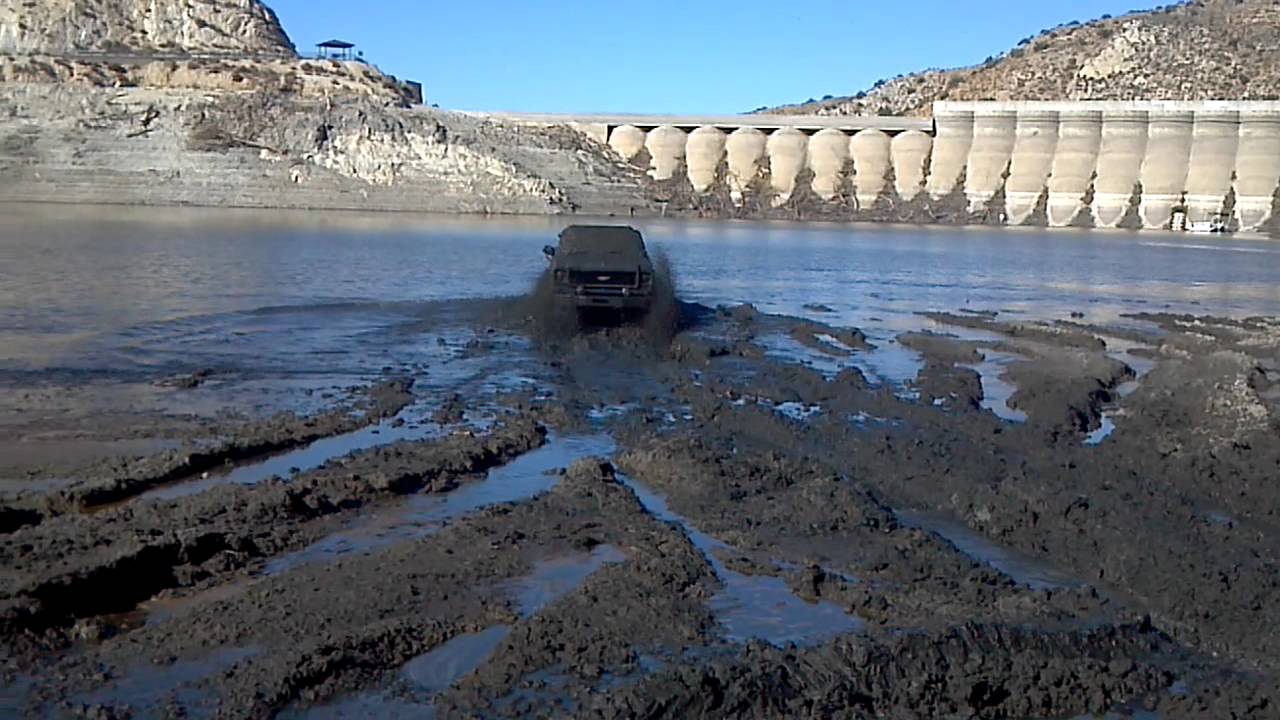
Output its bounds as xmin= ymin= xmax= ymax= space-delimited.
xmin=266 ymin=0 xmax=1157 ymax=114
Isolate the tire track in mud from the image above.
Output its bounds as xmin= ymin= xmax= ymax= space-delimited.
xmin=0 ymin=418 xmax=547 ymax=641
xmin=564 ymin=306 xmax=1279 ymax=718
xmin=15 ymin=459 xmax=726 ymax=719
xmin=583 ymin=620 xmax=1179 ymax=719
xmin=4 ymin=302 xmax=1279 ymax=719
xmin=0 ymin=377 xmax=418 ymax=525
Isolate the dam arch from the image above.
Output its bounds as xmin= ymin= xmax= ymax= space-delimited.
xmin=518 ymin=102 xmax=1280 ymax=229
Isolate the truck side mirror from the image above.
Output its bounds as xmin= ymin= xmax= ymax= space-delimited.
xmin=542 ymin=245 xmax=556 ymax=261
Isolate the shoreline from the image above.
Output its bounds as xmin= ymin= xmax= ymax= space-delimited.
xmin=4 ymin=199 xmax=1276 ymax=242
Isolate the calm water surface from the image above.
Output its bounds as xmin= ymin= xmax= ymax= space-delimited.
xmin=3 ymin=203 xmax=1279 ymax=378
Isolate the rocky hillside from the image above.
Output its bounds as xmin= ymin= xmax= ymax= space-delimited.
xmin=770 ymin=0 xmax=1280 ymax=117
xmin=0 ymin=0 xmax=653 ymax=214
xmin=0 ymin=0 xmax=403 ymax=102
xmin=0 ymin=0 xmax=294 ymax=56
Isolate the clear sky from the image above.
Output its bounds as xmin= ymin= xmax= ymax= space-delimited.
xmin=265 ymin=0 xmax=1157 ymax=115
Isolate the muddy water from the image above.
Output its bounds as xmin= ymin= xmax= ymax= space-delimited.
xmin=964 ymin=349 xmax=1030 ymax=422
xmin=8 ymin=206 xmax=1280 ymax=474
xmin=263 ymin=434 xmax=616 ymax=575
xmin=0 ymin=203 xmax=1274 ymax=462
xmin=507 ymin=545 xmax=627 ymax=617
xmin=283 ymin=546 xmax=626 ymax=719
xmin=616 ymin=471 xmax=864 ymax=646
xmin=897 ymin=510 xmax=1082 ymax=591
xmin=6 ymin=206 xmax=1280 ymax=376
xmin=69 ymin=646 xmax=260 ymax=719
xmin=139 ymin=418 xmax=448 ymax=502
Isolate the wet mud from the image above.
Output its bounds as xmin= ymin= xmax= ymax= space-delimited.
xmin=2 ymin=286 xmax=1279 ymax=719
xmin=0 ymin=378 xmax=417 ymax=524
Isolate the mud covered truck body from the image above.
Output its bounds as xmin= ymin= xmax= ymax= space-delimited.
xmin=543 ymin=225 xmax=655 ymax=313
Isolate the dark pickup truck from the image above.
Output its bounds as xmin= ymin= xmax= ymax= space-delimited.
xmin=542 ymin=225 xmax=656 ymax=313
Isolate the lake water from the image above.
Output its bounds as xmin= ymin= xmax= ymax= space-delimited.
xmin=3 ymin=203 xmax=1279 ymax=381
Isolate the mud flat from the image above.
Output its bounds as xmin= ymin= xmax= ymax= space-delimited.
xmin=1 ymin=295 xmax=1278 ymax=719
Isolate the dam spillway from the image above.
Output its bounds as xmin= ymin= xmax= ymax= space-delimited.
xmin=489 ymin=101 xmax=1280 ymax=231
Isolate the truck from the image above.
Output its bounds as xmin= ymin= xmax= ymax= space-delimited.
xmin=542 ymin=225 xmax=656 ymax=316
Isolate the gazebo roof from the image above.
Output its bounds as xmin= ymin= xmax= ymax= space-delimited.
xmin=317 ymin=39 xmax=355 ymax=49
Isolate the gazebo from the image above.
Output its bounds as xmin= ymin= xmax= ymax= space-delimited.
xmin=316 ymin=39 xmax=356 ymax=61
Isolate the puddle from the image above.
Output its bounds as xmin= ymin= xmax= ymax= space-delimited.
xmin=70 ymin=646 xmax=259 ymax=719
xmin=276 ymin=628 xmax=508 ymax=720
xmin=586 ymin=404 xmax=636 ymax=422
xmin=283 ymin=547 xmax=625 ymax=719
xmin=757 ymin=399 xmax=823 ymax=422
xmin=849 ymin=411 xmax=902 ymax=428
xmin=1084 ymin=413 xmax=1117 ymax=446
xmin=756 ymin=333 xmax=855 ymax=377
xmin=264 ymin=434 xmax=616 ymax=575
xmin=139 ymin=417 xmax=449 ymax=503
xmin=1098 ymin=334 xmax=1159 ymax=379
xmin=616 ymin=472 xmax=863 ymax=646
xmin=401 ymin=626 xmax=512 ymax=695
xmin=962 ymin=349 xmax=1028 ymax=423
xmin=897 ymin=510 xmax=1081 ymax=591
xmin=659 ymin=407 xmax=695 ymax=425
xmin=1204 ymin=511 xmax=1236 ymax=527
xmin=852 ymin=340 xmax=926 ymax=388
xmin=813 ymin=333 xmax=856 ymax=354
xmin=760 ymin=331 xmax=926 ymax=390
xmin=1096 ymin=333 xmax=1157 ymax=406
xmin=505 ymin=545 xmax=627 ymax=617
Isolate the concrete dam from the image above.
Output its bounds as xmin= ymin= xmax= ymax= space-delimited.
xmin=492 ymin=101 xmax=1280 ymax=231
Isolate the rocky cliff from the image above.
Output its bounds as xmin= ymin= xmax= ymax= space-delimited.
xmin=0 ymin=0 xmax=653 ymax=214
xmin=0 ymin=84 xmax=652 ymax=214
xmin=770 ymin=0 xmax=1280 ymax=117
xmin=0 ymin=0 xmax=294 ymax=56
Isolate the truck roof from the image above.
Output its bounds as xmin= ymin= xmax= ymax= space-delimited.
xmin=557 ymin=225 xmax=646 ymax=255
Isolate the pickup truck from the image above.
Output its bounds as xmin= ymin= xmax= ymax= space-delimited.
xmin=542 ymin=225 xmax=655 ymax=314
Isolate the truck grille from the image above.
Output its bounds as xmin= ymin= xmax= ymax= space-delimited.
xmin=568 ymin=270 xmax=638 ymax=286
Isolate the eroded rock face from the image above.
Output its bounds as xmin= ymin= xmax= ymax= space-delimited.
xmin=0 ymin=84 xmax=649 ymax=214
xmin=0 ymin=0 xmax=295 ymax=56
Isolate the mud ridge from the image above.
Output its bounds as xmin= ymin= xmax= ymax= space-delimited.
xmin=8 ymin=378 xmax=417 ymax=519
xmin=583 ymin=621 xmax=1176 ymax=719
xmin=0 ymin=417 xmax=546 ymax=644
